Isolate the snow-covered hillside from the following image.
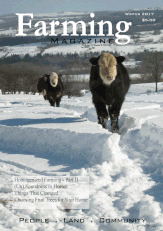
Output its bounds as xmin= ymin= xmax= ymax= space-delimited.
xmin=1 ymin=35 xmax=163 ymax=58
xmin=1 ymin=31 xmax=163 ymax=59
xmin=0 ymin=82 xmax=163 ymax=231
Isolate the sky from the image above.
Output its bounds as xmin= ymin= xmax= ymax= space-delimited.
xmin=0 ymin=0 xmax=163 ymax=15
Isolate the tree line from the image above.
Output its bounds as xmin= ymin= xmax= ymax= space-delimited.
xmin=0 ymin=51 xmax=163 ymax=95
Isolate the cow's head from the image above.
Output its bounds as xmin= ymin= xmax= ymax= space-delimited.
xmin=89 ymin=53 xmax=125 ymax=85
xmin=37 ymin=73 xmax=62 ymax=100
xmin=50 ymin=72 xmax=59 ymax=87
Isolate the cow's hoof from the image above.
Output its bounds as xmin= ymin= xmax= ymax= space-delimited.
xmin=112 ymin=128 xmax=119 ymax=133
xmin=100 ymin=117 xmax=108 ymax=129
xmin=111 ymin=121 xmax=119 ymax=133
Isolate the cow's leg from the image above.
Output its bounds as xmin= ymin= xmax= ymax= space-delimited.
xmin=56 ymin=97 xmax=61 ymax=107
xmin=93 ymin=97 xmax=108 ymax=129
xmin=49 ymin=99 xmax=55 ymax=107
xmin=108 ymin=99 xmax=123 ymax=133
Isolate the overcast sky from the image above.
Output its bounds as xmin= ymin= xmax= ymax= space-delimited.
xmin=0 ymin=0 xmax=163 ymax=15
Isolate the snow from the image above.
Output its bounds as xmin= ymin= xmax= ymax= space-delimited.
xmin=1 ymin=30 xmax=163 ymax=58
xmin=35 ymin=12 xmax=90 ymax=17
xmin=0 ymin=29 xmax=16 ymax=36
xmin=41 ymin=42 xmax=163 ymax=56
xmin=4 ymin=43 xmax=43 ymax=57
xmin=130 ymin=74 xmax=142 ymax=79
xmin=0 ymin=82 xmax=163 ymax=230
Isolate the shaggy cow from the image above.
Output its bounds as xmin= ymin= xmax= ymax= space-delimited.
xmin=37 ymin=72 xmax=64 ymax=107
xmin=89 ymin=52 xmax=130 ymax=133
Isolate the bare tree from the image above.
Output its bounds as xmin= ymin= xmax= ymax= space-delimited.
xmin=141 ymin=51 xmax=163 ymax=92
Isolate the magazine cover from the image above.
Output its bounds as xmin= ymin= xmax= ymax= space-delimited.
xmin=0 ymin=0 xmax=163 ymax=230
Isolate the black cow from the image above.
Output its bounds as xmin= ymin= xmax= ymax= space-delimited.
xmin=37 ymin=72 xmax=64 ymax=107
xmin=89 ymin=52 xmax=130 ymax=133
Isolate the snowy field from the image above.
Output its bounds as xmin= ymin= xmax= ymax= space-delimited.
xmin=1 ymin=40 xmax=163 ymax=59
xmin=0 ymin=82 xmax=163 ymax=230
xmin=0 ymin=43 xmax=45 ymax=58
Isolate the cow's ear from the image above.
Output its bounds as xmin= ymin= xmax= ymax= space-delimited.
xmin=43 ymin=74 xmax=50 ymax=81
xmin=89 ymin=57 xmax=98 ymax=65
xmin=44 ymin=76 xmax=48 ymax=81
xmin=116 ymin=56 xmax=125 ymax=63
xmin=58 ymin=74 xmax=62 ymax=78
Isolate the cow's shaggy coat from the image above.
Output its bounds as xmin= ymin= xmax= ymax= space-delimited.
xmin=37 ymin=72 xmax=64 ymax=107
xmin=89 ymin=52 xmax=130 ymax=133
